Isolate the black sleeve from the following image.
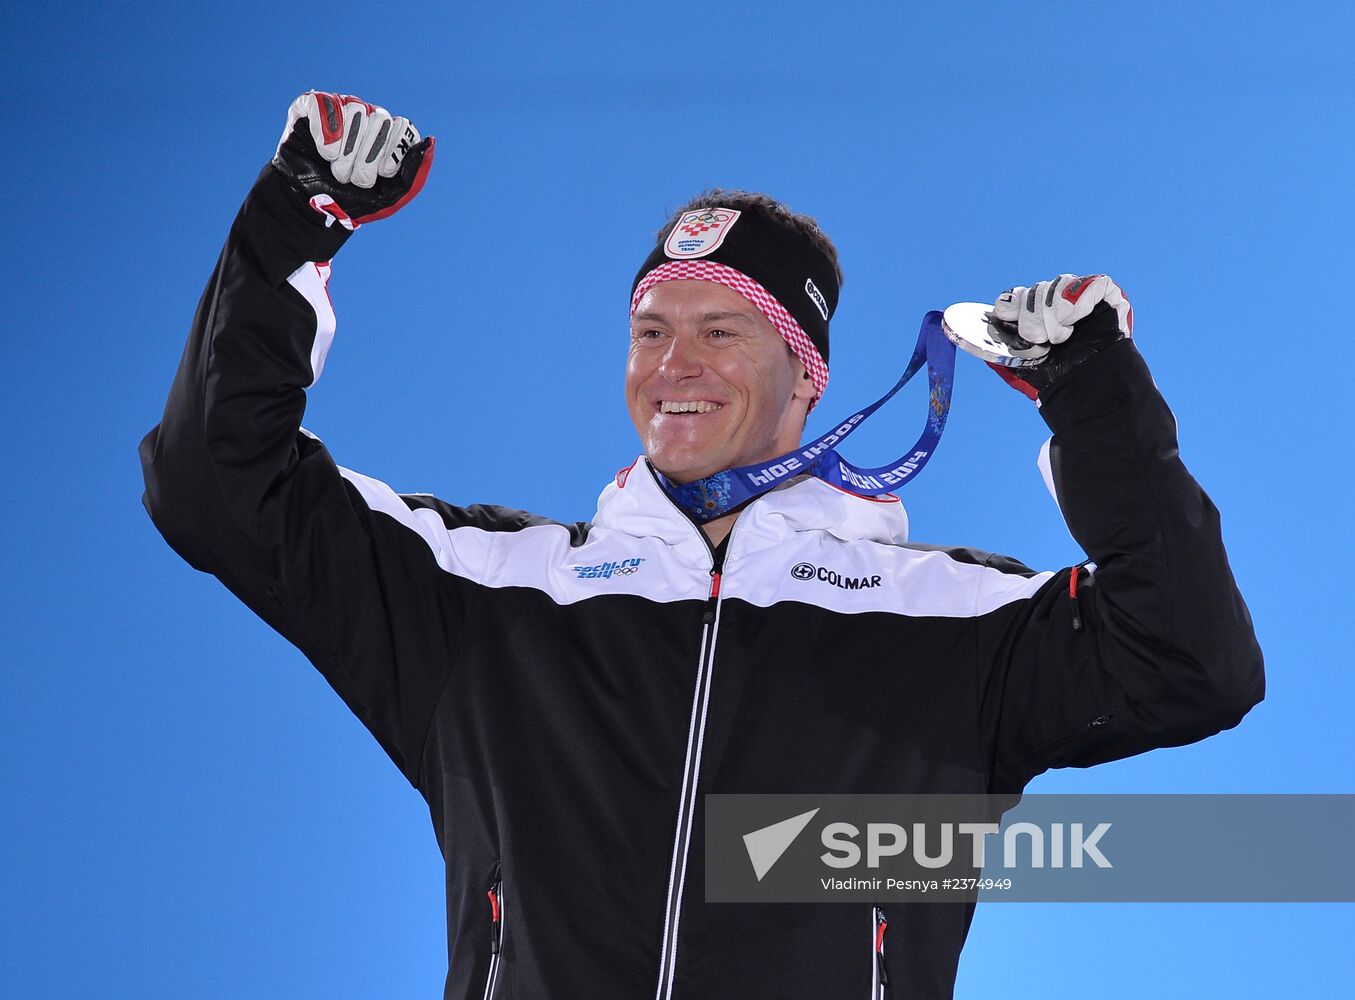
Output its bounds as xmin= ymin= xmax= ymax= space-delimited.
xmin=975 ymin=338 xmax=1265 ymax=793
xmin=138 ymin=163 xmax=470 ymax=790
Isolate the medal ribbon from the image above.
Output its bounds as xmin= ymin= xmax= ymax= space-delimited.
xmin=659 ymin=311 xmax=956 ymax=522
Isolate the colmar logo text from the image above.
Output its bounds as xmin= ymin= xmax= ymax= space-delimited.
xmin=790 ymin=562 xmax=882 ymax=591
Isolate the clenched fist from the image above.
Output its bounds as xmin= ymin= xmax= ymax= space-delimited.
xmin=987 ymin=274 xmax=1134 ymax=401
xmin=272 ymin=91 xmax=435 ymax=230
xmin=991 ymin=274 xmax=1133 ymax=362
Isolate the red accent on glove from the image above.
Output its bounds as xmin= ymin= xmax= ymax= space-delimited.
xmin=1061 ymin=274 xmax=1103 ymax=305
xmin=309 ymin=196 xmax=356 ymax=231
xmin=316 ymin=93 xmax=344 ymax=145
xmin=986 ymin=361 xmax=1040 ymax=401
xmin=352 ymin=136 xmax=437 ymax=225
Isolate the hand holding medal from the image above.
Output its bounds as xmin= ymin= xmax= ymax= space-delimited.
xmin=943 ymin=274 xmax=1134 ymax=401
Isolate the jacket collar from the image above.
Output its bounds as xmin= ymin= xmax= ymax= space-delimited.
xmin=593 ymin=457 xmax=910 ymax=558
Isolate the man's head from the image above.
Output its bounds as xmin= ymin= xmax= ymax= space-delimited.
xmin=625 ymin=190 xmax=843 ymax=485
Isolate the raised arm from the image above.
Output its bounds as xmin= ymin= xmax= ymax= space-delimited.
xmin=138 ymin=93 xmax=460 ymax=788
xmin=973 ymin=275 xmax=1265 ymax=792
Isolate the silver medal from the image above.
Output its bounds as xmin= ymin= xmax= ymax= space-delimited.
xmin=941 ymin=302 xmax=1046 ymax=369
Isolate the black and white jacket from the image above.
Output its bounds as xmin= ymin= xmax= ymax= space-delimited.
xmin=139 ymin=164 xmax=1265 ymax=999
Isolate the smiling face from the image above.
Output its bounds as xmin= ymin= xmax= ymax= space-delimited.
xmin=626 ymin=280 xmax=816 ymax=484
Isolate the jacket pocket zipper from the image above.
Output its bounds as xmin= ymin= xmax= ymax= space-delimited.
xmin=483 ymin=876 xmax=504 ymax=1000
xmin=870 ymin=906 xmax=889 ymax=998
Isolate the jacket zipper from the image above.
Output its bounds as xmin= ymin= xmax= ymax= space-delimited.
xmin=870 ymin=906 xmax=889 ymax=999
xmin=654 ymin=523 xmax=729 ymax=1000
xmin=483 ymin=874 xmax=504 ymax=1000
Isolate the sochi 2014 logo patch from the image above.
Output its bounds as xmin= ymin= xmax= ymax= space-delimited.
xmin=573 ymin=558 xmax=645 ymax=580
xmin=664 ymin=208 xmax=742 ymax=259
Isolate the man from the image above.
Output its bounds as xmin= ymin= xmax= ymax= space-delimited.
xmin=139 ymin=92 xmax=1264 ymax=998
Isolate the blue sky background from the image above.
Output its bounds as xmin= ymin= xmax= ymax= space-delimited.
xmin=3 ymin=2 xmax=1351 ymax=996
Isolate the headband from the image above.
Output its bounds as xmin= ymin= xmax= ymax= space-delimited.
xmin=630 ymin=205 xmax=839 ymax=403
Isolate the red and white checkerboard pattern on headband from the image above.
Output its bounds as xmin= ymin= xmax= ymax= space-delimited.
xmin=630 ymin=260 xmax=829 ymax=407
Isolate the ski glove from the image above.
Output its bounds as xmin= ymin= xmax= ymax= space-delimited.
xmin=987 ymin=274 xmax=1134 ymax=400
xmin=272 ymin=91 xmax=435 ymax=230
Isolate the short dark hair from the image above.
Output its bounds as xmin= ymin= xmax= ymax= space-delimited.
xmin=655 ymin=188 xmax=844 ymax=289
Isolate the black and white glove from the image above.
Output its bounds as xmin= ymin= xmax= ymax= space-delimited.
xmin=987 ymin=274 xmax=1134 ymax=400
xmin=271 ymin=91 xmax=435 ymax=230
